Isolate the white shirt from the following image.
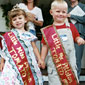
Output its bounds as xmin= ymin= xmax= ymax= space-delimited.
xmin=18 ymin=3 xmax=44 ymax=30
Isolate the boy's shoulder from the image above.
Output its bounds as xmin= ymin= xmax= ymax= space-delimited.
xmin=41 ymin=25 xmax=53 ymax=30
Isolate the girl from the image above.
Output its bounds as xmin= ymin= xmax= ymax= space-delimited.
xmin=0 ymin=7 xmax=43 ymax=85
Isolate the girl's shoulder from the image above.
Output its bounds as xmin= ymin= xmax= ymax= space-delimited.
xmin=21 ymin=31 xmax=38 ymax=41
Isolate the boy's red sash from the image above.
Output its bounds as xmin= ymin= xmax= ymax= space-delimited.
xmin=41 ymin=25 xmax=78 ymax=85
xmin=3 ymin=32 xmax=35 ymax=85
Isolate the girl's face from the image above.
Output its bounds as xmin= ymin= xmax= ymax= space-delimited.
xmin=50 ymin=4 xmax=67 ymax=24
xmin=11 ymin=15 xmax=27 ymax=30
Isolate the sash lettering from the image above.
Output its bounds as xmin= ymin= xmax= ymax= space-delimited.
xmin=3 ymin=32 xmax=35 ymax=85
xmin=41 ymin=25 xmax=78 ymax=85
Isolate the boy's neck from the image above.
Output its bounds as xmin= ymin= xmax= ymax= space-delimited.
xmin=53 ymin=22 xmax=64 ymax=26
xmin=71 ymin=1 xmax=78 ymax=7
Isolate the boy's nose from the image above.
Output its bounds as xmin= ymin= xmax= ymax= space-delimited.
xmin=60 ymin=12 xmax=63 ymax=15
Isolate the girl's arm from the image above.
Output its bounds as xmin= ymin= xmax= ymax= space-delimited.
xmin=31 ymin=41 xmax=45 ymax=68
xmin=0 ymin=57 xmax=5 ymax=71
xmin=31 ymin=41 xmax=41 ymax=60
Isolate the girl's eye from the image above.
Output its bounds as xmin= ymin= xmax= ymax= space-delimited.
xmin=12 ymin=18 xmax=16 ymax=21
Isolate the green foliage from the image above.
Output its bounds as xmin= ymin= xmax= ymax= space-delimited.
xmin=1 ymin=3 xmax=13 ymax=27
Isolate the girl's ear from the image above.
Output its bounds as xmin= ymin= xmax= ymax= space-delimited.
xmin=25 ymin=18 xmax=28 ymax=23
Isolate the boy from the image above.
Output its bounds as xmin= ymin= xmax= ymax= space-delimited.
xmin=40 ymin=0 xmax=85 ymax=85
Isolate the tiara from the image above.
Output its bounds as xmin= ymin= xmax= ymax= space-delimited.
xmin=11 ymin=4 xmax=21 ymax=12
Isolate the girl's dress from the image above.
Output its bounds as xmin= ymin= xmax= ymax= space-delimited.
xmin=0 ymin=29 xmax=43 ymax=85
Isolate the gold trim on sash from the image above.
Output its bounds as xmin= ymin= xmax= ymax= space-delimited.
xmin=41 ymin=25 xmax=79 ymax=85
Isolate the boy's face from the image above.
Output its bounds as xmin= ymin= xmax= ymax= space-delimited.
xmin=11 ymin=15 xmax=27 ymax=30
xmin=50 ymin=4 xmax=67 ymax=24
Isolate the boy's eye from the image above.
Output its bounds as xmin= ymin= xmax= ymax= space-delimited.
xmin=56 ymin=11 xmax=60 ymax=13
xmin=62 ymin=11 xmax=66 ymax=13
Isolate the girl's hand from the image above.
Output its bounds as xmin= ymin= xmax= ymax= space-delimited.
xmin=38 ymin=58 xmax=45 ymax=69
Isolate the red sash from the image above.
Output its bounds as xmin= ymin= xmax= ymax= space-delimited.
xmin=41 ymin=25 xmax=79 ymax=85
xmin=3 ymin=32 xmax=35 ymax=85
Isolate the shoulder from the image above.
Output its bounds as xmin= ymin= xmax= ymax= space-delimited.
xmin=18 ymin=3 xmax=26 ymax=6
xmin=3 ymin=31 xmax=10 ymax=36
xmin=34 ymin=6 xmax=42 ymax=11
xmin=25 ymin=31 xmax=37 ymax=40
xmin=79 ymin=2 xmax=85 ymax=6
xmin=78 ymin=2 xmax=85 ymax=9
xmin=41 ymin=25 xmax=52 ymax=30
xmin=18 ymin=3 xmax=28 ymax=12
xmin=69 ymin=23 xmax=76 ymax=29
xmin=70 ymin=23 xmax=75 ymax=26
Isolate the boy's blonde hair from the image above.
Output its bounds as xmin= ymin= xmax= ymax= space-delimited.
xmin=8 ymin=7 xmax=28 ymax=30
xmin=51 ymin=0 xmax=68 ymax=10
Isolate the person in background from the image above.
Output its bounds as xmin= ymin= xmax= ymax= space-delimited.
xmin=67 ymin=0 xmax=85 ymax=79
xmin=18 ymin=0 xmax=44 ymax=36
xmin=0 ymin=7 xmax=43 ymax=85
xmin=40 ymin=0 xmax=85 ymax=85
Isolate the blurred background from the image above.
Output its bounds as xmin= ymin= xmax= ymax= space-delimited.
xmin=0 ymin=0 xmax=85 ymax=84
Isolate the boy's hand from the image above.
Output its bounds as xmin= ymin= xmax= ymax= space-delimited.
xmin=76 ymin=37 xmax=85 ymax=45
xmin=38 ymin=58 xmax=46 ymax=69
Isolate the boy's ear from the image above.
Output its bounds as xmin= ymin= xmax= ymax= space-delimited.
xmin=50 ymin=9 xmax=53 ymax=15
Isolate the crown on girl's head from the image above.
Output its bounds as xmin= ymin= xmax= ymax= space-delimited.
xmin=11 ymin=4 xmax=20 ymax=12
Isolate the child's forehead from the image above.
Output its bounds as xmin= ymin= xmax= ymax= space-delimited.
xmin=52 ymin=4 xmax=68 ymax=11
xmin=52 ymin=3 xmax=67 ymax=8
xmin=12 ymin=14 xmax=24 ymax=19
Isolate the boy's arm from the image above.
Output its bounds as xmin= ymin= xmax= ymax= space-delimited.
xmin=41 ymin=44 xmax=48 ymax=61
xmin=75 ymin=37 xmax=85 ymax=45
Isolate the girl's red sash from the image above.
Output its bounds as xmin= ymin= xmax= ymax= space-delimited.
xmin=41 ymin=25 xmax=79 ymax=85
xmin=3 ymin=32 xmax=35 ymax=85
